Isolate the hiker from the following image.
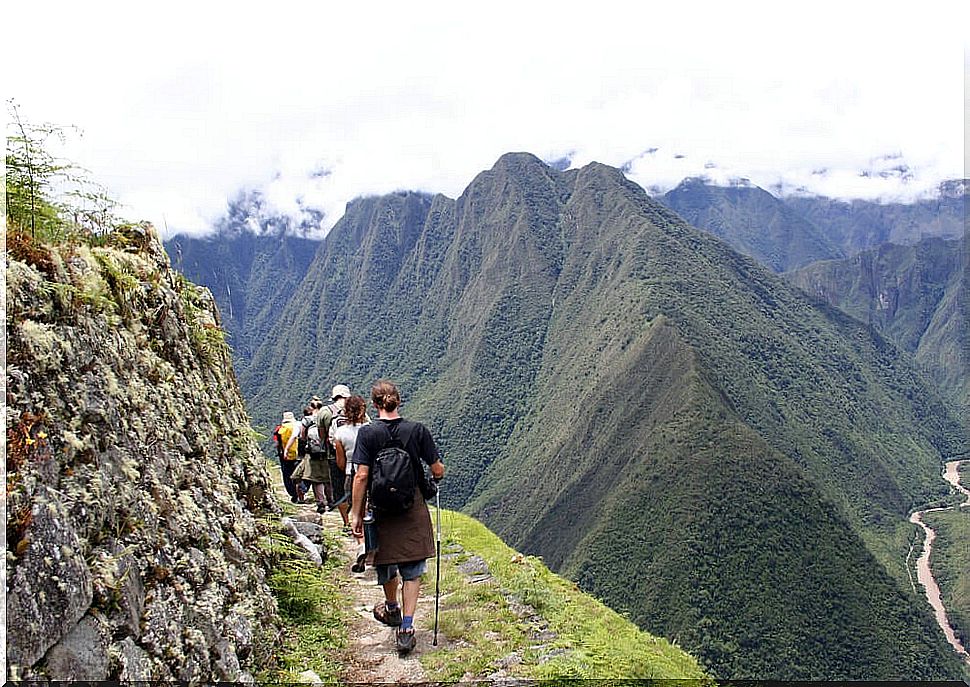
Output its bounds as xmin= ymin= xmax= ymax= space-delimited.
xmin=350 ymin=379 xmax=445 ymax=655
xmin=289 ymin=404 xmax=331 ymax=512
xmin=276 ymin=410 xmax=302 ymax=503
xmin=316 ymin=384 xmax=353 ymax=526
xmin=334 ymin=395 xmax=370 ymax=564
xmin=300 ymin=397 xmax=325 ymax=499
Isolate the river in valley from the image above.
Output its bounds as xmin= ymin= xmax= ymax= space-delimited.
xmin=908 ymin=459 xmax=970 ymax=666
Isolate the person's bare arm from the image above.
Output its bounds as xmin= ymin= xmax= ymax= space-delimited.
xmin=335 ymin=439 xmax=347 ymax=472
xmin=350 ymin=465 xmax=369 ymax=538
xmin=283 ymin=429 xmax=298 ymax=458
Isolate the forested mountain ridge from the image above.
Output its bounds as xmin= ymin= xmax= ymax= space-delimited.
xmin=660 ymin=177 xmax=844 ymax=271
xmin=782 ymin=181 xmax=966 ymax=255
xmin=227 ymin=153 xmax=966 ymax=679
xmin=658 ymin=177 xmax=967 ymax=272
xmin=786 ymin=236 xmax=967 ymax=416
xmin=164 ymin=191 xmax=321 ymax=364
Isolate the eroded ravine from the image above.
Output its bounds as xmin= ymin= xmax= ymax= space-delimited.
xmin=908 ymin=460 xmax=970 ymax=666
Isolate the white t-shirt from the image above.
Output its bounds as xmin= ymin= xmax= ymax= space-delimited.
xmin=334 ymin=422 xmax=367 ymax=475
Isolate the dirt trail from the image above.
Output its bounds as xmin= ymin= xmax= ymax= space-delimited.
xmin=908 ymin=459 xmax=970 ymax=667
xmin=330 ymin=515 xmax=441 ymax=684
xmin=273 ymin=454 xmax=447 ymax=682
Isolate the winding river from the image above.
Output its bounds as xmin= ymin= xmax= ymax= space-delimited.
xmin=907 ymin=460 xmax=970 ymax=666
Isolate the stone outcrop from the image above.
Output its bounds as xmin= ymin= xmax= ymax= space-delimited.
xmin=5 ymin=225 xmax=279 ymax=682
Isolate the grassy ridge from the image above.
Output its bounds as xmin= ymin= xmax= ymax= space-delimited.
xmin=255 ymin=473 xmax=708 ymax=682
xmin=423 ymin=508 xmax=709 ymax=681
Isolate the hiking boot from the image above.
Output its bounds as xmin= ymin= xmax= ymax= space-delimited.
xmin=316 ymin=502 xmax=329 ymax=514
xmin=396 ymin=627 xmax=416 ymax=654
xmin=373 ymin=602 xmax=402 ymax=626
xmin=351 ymin=544 xmax=367 ymax=573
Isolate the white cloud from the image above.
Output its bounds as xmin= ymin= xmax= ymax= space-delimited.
xmin=5 ymin=0 xmax=967 ymax=238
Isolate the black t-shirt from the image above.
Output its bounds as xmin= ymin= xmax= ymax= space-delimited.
xmin=352 ymin=418 xmax=440 ymax=469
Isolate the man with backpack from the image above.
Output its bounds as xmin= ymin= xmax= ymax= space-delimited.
xmin=315 ymin=384 xmax=353 ymax=526
xmin=295 ymin=402 xmax=330 ymax=512
xmin=350 ymin=379 xmax=445 ymax=655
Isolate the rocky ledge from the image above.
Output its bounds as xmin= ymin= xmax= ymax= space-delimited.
xmin=5 ymin=225 xmax=279 ymax=682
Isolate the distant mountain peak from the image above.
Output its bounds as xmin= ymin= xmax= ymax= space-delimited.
xmin=491 ymin=151 xmax=551 ymax=173
xmin=216 ymin=189 xmax=324 ymax=240
xmin=939 ymin=178 xmax=969 ymax=198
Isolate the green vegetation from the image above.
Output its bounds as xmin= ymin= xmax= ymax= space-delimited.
xmin=921 ymin=463 xmax=970 ymax=653
xmin=423 ymin=508 xmax=709 ymax=681
xmin=162 ymin=204 xmax=321 ymax=371
xmin=785 ymin=189 xmax=967 ymax=256
xmin=176 ymin=273 xmax=233 ymax=366
xmin=182 ymin=153 xmax=966 ymax=679
xmin=786 ymin=237 xmax=967 ymax=417
xmin=6 ymin=100 xmax=122 ymax=244
xmin=258 ymin=522 xmax=349 ymax=682
xmin=661 ymin=178 xmax=843 ymax=271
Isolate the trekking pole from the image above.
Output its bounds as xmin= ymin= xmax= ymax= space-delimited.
xmin=433 ymin=484 xmax=442 ymax=646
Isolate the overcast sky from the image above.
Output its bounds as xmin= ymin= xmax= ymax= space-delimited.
xmin=5 ymin=1 xmax=967 ymax=238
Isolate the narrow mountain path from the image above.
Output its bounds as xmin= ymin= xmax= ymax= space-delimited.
xmin=334 ymin=523 xmax=440 ymax=684
xmin=283 ymin=495 xmax=446 ymax=684
xmin=908 ymin=460 xmax=970 ymax=666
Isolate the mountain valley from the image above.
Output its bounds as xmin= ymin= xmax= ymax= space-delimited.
xmin=166 ymin=154 xmax=968 ymax=679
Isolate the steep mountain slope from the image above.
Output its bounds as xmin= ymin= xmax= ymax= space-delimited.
xmin=784 ymin=181 xmax=967 ymax=255
xmin=660 ymin=178 xmax=843 ymax=271
xmin=241 ymin=154 xmax=967 ymax=678
xmin=476 ymin=319 xmax=946 ymax=678
xmin=164 ymin=192 xmax=321 ymax=365
xmin=786 ymin=237 xmax=967 ymax=415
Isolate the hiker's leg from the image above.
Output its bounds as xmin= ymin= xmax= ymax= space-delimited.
xmin=373 ymin=565 xmax=403 ymax=625
xmin=280 ymin=460 xmax=298 ymax=499
xmin=401 ymin=578 xmax=421 ymax=618
xmin=329 ymin=460 xmax=348 ymax=523
xmin=312 ymin=482 xmax=327 ymax=506
xmin=399 ymin=560 xmax=428 ymax=622
xmin=378 ymin=565 xmax=400 ymax=604
xmin=345 ymin=475 xmax=359 ymax=536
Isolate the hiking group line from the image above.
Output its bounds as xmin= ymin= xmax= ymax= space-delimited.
xmin=273 ymin=379 xmax=445 ymax=656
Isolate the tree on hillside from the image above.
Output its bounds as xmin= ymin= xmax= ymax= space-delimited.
xmin=5 ymin=99 xmax=120 ymax=241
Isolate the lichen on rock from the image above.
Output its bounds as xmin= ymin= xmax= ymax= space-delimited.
xmin=5 ymin=226 xmax=281 ymax=681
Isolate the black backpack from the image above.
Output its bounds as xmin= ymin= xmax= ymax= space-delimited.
xmin=369 ymin=422 xmax=436 ymax=514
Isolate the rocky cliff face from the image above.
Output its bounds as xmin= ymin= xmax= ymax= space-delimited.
xmin=5 ymin=225 xmax=278 ymax=681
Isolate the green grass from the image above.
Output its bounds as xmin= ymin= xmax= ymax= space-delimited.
xmin=420 ymin=508 xmax=710 ymax=682
xmin=256 ymin=524 xmax=350 ymax=683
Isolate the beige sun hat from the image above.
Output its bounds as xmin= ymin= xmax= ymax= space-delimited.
xmin=331 ymin=384 xmax=351 ymax=399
